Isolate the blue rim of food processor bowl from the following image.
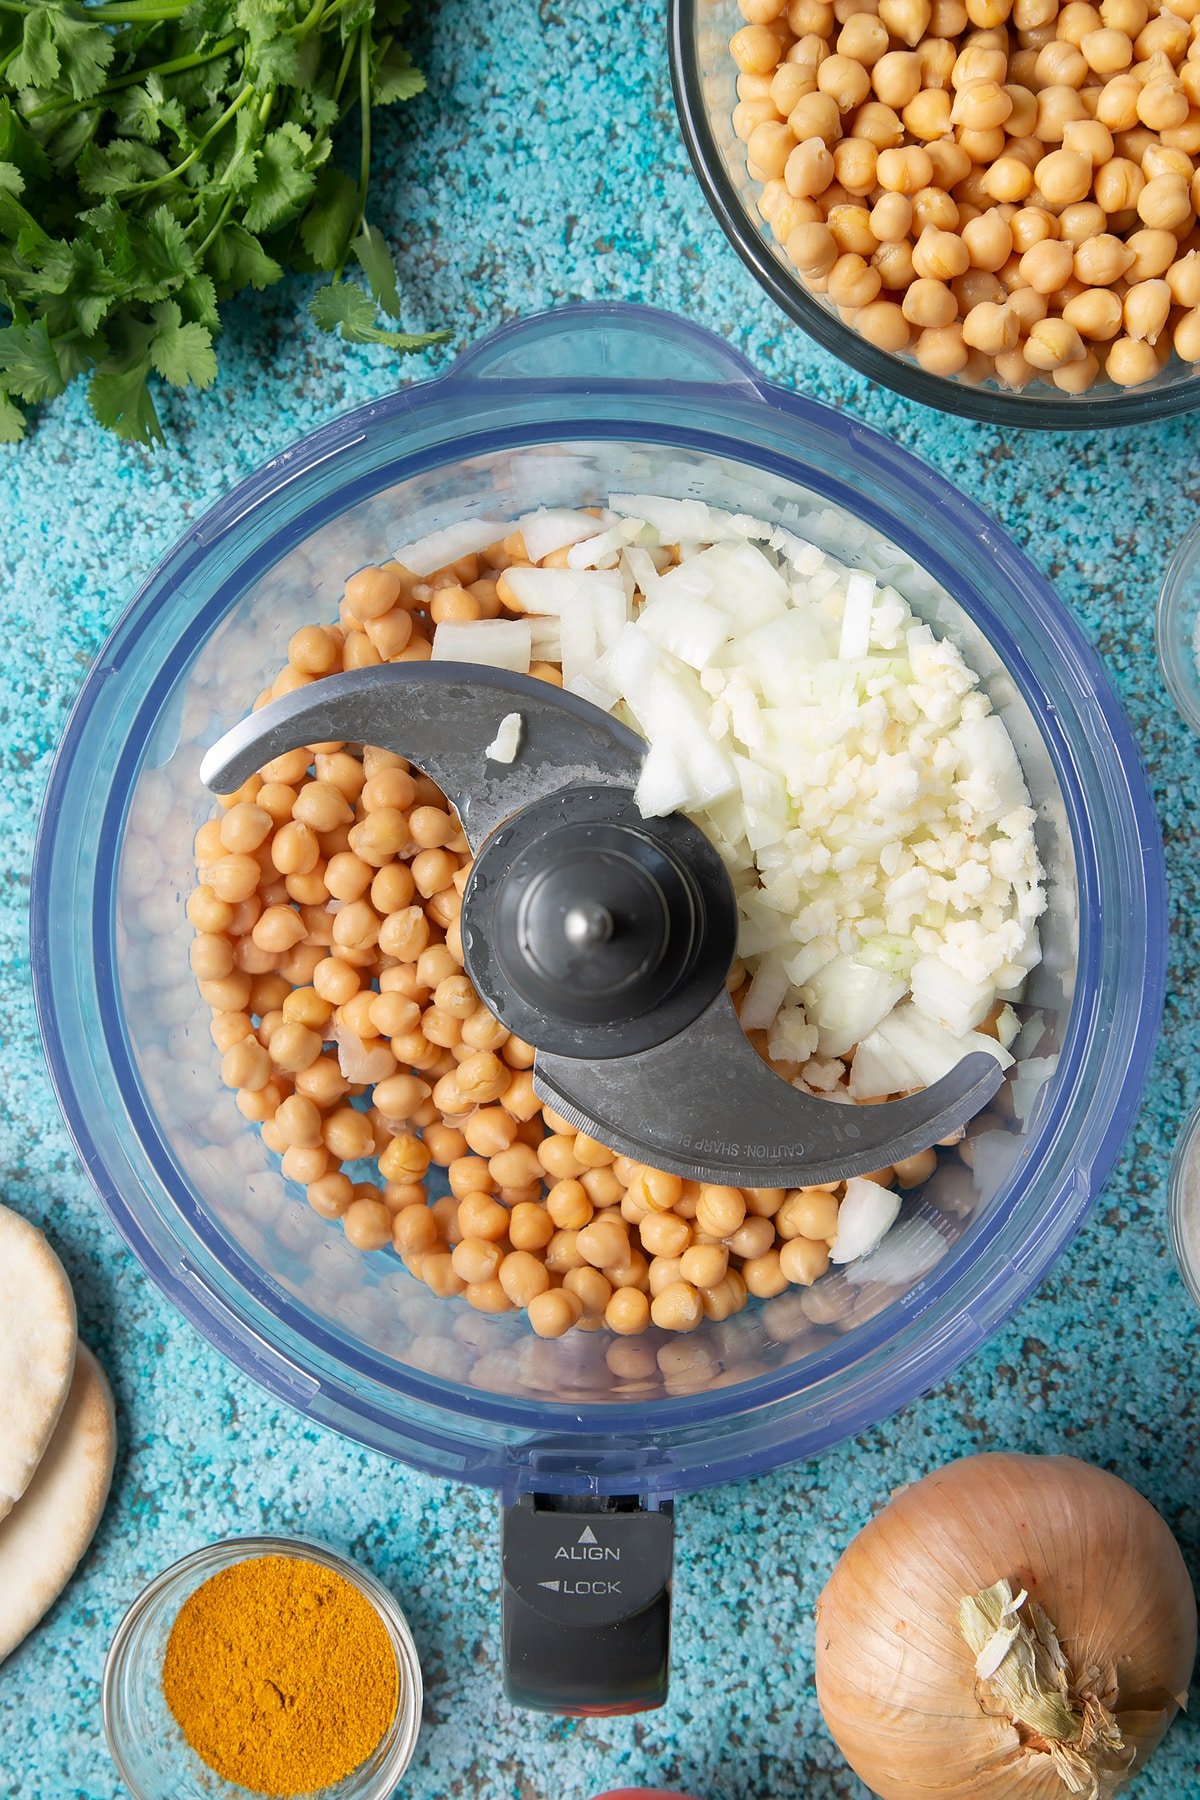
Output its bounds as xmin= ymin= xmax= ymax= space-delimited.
xmin=31 ymin=303 xmax=1165 ymax=1497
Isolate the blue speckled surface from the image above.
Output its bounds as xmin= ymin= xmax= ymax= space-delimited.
xmin=2 ymin=3 xmax=1200 ymax=1796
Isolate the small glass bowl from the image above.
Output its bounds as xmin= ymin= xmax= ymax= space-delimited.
xmin=1157 ymin=521 xmax=1200 ymax=736
xmin=1169 ymin=1099 xmax=1200 ymax=1310
xmin=103 ymin=1536 xmax=422 ymax=1800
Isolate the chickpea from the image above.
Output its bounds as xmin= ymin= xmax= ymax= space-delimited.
xmin=833 ymin=136 xmax=879 ymax=193
xmin=786 ymin=136 xmax=836 ymax=196
xmin=1020 ymin=236 xmax=1076 ymax=291
xmin=962 ymin=209 xmax=1015 ymax=269
xmin=695 ymin=1184 xmax=747 ymax=1237
xmin=1138 ymin=172 xmax=1193 ymax=229
xmin=743 ymin=1249 xmax=789 ymax=1298
xmin=342 ymin=1198 xmax=393 ymax=1252
xmin=962 ymin=298 xmax=1021 ymax=350
xmin=1063 ymin=285 xmax=1125 ymax=335
xmin=903 ymin=276 xmax=960 ymax=325
xmin=1025 ymin=315 xmax=1088 ymax=365
xmin=818 ymin=52 xmax=872 ymax=110
xmin=851 ymin=99 xmax=906 ymax=147
xmin=680 ymin=1244 xmax=730 ymax=1289
xmin=1138 ymin=76 xmax=1190 ymax=134
xmin=874 ymin=239 xmax=918 ymax=287
xmin=855 ymin=299 xmax=913 ymax=347
xmin=507 ymin=1202 xmax=554 ymax=1252
xmin=837 ymin=12 xmax=889 ymax=61
xmin=787 ymin=220 xmax=839 ymax=275
xmin=748 ymin=118 xmax=799 ymax=180
xmin=913 ymin=227 xmax=972 ymax=280
xmin=639 ymin=1211 xmax=693 ymax=1259
xmin=982 ymin=155 xmax=1035 ymax=202
xmin=731 ymin=22 xmax=784 ymax=73
xmin=1105 ymin=332 xmax=1161 ymax=381
xmin=915 ymin=321 xmax=971 ymax=372
xmin=902 ymin=88 xmax=953 ymax=137
xmin=772 ymin=60 xmax=817 ymax=114
xmin=870 ymin=191 xmax=914 ymax=241
xmin=525 ymin=1288 xmax=580 ymax=1338
xmin=1033 ymin=146 xmax=1092 ymax=205
xmin=912 ymin=187 xmax=961 ymax=233
xmin=1135 ymin=12 xmax=1190 ymax=62
xmin=1174 ymin=305 xmax=1200 ymax=359
xmin=606 ymin=1288 xmax=652 ymax=1335
xmin=1168 ymin=249 xmax=1200 ymax=308
xmin=1073 ymin=233 xmax=1136 ymax=286
xmin=788 ymin=90 xmax=843 ymax=142
xmin=1051 ymin=348 xmax=1101 ymax=390
xmin=828 ymin=251 xmax=884 ymax=305
xmin=872 ymin=49 xmax=923 ymax=107
xmin=650 ymin=1281 xmax=703 ymax=1333
xmin=779 ymin=1237 xmax=832 ymax=1285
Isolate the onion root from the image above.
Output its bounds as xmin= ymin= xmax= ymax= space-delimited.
xmin=959 ymin=1579 xmax=1133 ymax=1799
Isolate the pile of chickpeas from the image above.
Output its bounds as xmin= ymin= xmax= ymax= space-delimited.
xmin=188 ymin=528 xmax=941 ymax=1339
xmin=730 ymin=0 xmax=1200 ymax=391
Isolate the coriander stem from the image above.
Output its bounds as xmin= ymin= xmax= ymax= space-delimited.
xmin=195 ymin=190 xmax=235 ymax=258
xmin=356 ymin=24 xmax=370 ymax=224
xmin=128 ymin=81 xmax=254 ymax=192
xmin=24 ymin=34 xmax=242 ymax=118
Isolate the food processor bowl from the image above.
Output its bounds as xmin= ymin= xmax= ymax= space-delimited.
xmin=668 ymin=0 xmax=1200 ymax=429
xmin=32 ymin=302 xmax=1164 ymax=1705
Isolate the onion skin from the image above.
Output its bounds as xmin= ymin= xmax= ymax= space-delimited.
xmin=814 ymin=1452 xmax=1197 ymax=1800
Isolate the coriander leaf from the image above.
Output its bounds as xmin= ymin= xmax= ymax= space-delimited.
xmin=89 ymin=357 xmax=163 ymax=446
xmin=309 ymin=279 xmax=448 ymax=352
xmin=0 ymin=161 xmax=23 ymax=197
xmin=0 ymin=319 xmax=64 ymax=402
xmin=150 ymin=299 xmax=217 ymax=389
xmin=78 ymin=137 xmax=173 ymax=196
xmin=178 ymin=271 xmax=220 ymax=329
xmin=372 ymin=44 xmax=425 ymax=107
xmin=0 ymin=98 xmax=51 ymax=186
xmin=28 ymin=238 xmax=118 ymax=336
xmin=235 ymin=0 xmax=301 ymax=85
xmin=0 ymin=388 xmax=27 ymax=443
xmin=9 ymin=9 xmax=58 ymax=93
xmin=308 ymin=277 xmax=377 ymax=338
xmin=47 ymin=12 xmax=115 ymax=102
xmin=242 ymin=124 xmax=316 ymax=233
xmin=38 ymin=104 xmax=99 ymax=177
xmin=206 ymin=221 xmax=282 ymax=293
xmin=300 ymin=165 xmax=359 ymax=271
xmin=352 ymin=222 xmax=400 ymax=319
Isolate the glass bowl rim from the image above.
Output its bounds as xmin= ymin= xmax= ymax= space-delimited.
xmin=1156 ymin=518 xmax=1200 ymax=735
xmin=665 ymin=0 xmax=1200 ymax=431
xmin=102 ymin=1533 xmax=423 ymax=1800
xmin=1168 ymin=1098 xmax=1200 ymax=1310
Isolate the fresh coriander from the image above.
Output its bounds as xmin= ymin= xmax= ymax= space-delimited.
xmin=0 ymin=0 xmax=445 ymax=445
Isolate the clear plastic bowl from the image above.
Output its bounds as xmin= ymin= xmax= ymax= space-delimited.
xmin=668 ymin=0 xmax=1200 ymax=429
xmin=103 ymin=1536 xmax=422 ymax=1800
xmin=32 ymin=303 xmax=1164 ymax=1499
xmin=1156 ymin=520 xmax=1200 ymax=734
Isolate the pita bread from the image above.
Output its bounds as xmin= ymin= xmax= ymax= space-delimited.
xmin=0 ymin=1205 xmax=76 ymax=1521
xmin=0 ymin=1343 xmax=116 ymax=1664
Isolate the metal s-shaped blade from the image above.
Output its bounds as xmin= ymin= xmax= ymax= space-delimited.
xmin=199 ymin=663 xmax=646 ymax=853
xmin=533 ymin=988 xmax=1004 ymax=1188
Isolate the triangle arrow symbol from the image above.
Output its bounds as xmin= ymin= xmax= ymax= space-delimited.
xmin=538 ymin=1578 xmax=560 ymax=1591
xmin=577 ymin=1525 xmax=599 ymax=1545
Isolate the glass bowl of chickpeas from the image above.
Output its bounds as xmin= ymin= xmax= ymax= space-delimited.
xmin=32 ymin=304 xmax=1161 ymax=1601
xmin=670 ymin=0 xmax=1200 ymax=423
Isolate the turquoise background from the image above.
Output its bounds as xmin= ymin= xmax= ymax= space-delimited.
xmin=2 ymin=2 xmax=1200 ymax=1795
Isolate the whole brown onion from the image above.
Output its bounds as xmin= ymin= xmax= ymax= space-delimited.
xmin=815 ymin=1452 xmax=1196 ymax=1800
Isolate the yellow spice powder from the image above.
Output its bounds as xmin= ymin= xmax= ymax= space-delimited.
xmin=162 ymin=1553 xmax=399 ymax=1797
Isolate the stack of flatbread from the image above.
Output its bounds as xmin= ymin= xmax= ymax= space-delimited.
xmin=0 ymin=1203 xmax=116 ymax=1664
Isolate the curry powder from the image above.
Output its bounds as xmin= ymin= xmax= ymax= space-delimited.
xmin=162 ymin=1554 xmax=399 ymax=1797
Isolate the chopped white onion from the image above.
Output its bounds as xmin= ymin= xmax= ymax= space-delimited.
xmin=485 ymin=712 xmax=523 ymax=764
xmin=431 ymin=618 xmax=532 ymax=673
xmin=518 ymin=507 xmax=604 ymax=562
xmin=829 ymin=1177 xmax=903 ymax=1264
xmin=393 ymin=519 xmax=507 ymax=577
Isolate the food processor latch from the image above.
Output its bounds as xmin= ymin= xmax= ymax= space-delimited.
xmin=500 ymin=1494 xmax=674 ymax=1715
